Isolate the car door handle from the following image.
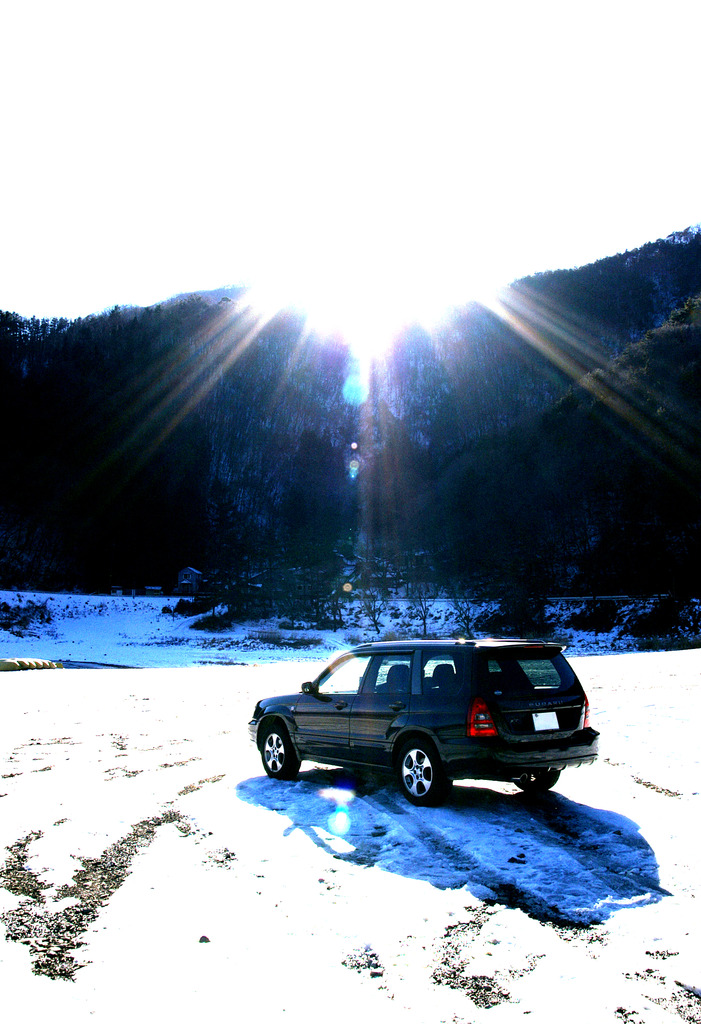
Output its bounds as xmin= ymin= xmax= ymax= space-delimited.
xmin=334 ymin=700 xmax=349 ymax=710
xmin=389 ymin=702 xmax=406 ymax=712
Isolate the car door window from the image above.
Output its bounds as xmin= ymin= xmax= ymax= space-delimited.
xmin=364 ymin=654 xmax=412 ymax=695
xmin=318 ymin=655 xmax=370 ymax=695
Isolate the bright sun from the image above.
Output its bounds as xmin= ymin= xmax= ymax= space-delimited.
xmin=228 ymin=118 xmax=512 ymax=367
xmin=241 ymin=239 xmax=499 ymax=369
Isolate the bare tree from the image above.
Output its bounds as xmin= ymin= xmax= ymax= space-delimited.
xmin=361 ymin=587 xmax=387 ymax=634
xmin=452 ymin=595 xmax=474 ymax=639
xmin=410 ymin=581 xmax=440 ymax=637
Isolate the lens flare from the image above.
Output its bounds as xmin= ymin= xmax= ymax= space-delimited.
xmin=343 ymin=371 xmax=369 ymax=406
xmin=328 ymin=809 xmax=351 ymax=836
xmin=320 ymin=783 xmax=355 ymax=837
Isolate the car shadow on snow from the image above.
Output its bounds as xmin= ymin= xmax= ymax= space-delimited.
xmin=236 ymin=766 xmax=670 ymax=927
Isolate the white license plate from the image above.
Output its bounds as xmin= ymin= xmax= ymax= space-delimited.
xmin=532 ymin=711 xmax=559 ymax=731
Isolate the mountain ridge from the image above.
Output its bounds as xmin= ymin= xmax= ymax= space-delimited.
xmin=1 ymin=227 xmax=700 ymax=609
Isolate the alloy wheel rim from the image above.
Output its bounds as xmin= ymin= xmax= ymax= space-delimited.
xmin=264 ymin=733 xmax=285 ymax=773
xmin=402 ymin=748 xmax=433 ymax=797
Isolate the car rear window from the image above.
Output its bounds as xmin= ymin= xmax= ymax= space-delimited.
xmin=477 ymin=652 xmax=578 ymax=695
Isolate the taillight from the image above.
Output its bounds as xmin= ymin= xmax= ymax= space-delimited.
xmin=467 ymin=697 xmax=497 ymax=737
xmin=583 ymin=695 xmax=591 ymax=729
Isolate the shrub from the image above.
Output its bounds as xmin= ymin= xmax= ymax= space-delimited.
xmin=479 ymin=587 xmax=547 ymax=635
xmin=566 ymin=601 xmax=619 ymax=632
xmin=626 ymin=597 xmax=684 ymax=638
xmin=174 ymin=596 xmax=213 ymax=617
xmin=0 ymin=599 xmax=52 ymax=636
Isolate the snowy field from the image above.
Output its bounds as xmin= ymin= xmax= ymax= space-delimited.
xmin=1 ymin=594 xmax=701 ymax=1022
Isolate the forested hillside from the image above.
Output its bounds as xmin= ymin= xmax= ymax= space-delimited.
xmin=1 ymin=229 xmax=701 ymax=614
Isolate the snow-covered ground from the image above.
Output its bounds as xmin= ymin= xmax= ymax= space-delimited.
xmin=1 ymin=594 xmax=700 ymax=1022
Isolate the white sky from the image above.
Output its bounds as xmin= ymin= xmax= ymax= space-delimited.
xmin=2 ymin=0 xmax=700 ymax=327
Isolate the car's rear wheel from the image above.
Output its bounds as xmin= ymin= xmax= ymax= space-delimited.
xmin=514 ymin=768 xmax=561 ymax=793
xmin=396 ymin=739 xmax=449 ymax=806
xmin=260 ymin=724 xmax=300 ymax=781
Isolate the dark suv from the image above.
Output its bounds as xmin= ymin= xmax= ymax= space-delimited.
xmin=248 ymin=639 xmax=599 ymax=805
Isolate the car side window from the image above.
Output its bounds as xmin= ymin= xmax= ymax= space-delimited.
xmin=365 ymin=654 xmax=412 ymax=695
xmin=318 ymin=655 xmax=371 ymax=695
xmin=422 ymin=654 xmax=461 ymax=696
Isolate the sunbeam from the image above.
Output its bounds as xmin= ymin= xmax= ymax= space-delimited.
xmin=74 ymin=299 xmax=278 ymax=512
xmin=484 ymin=285 xmax=701 ymax=490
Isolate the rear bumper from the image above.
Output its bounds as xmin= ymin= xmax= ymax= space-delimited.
xmin=497 ymin=726 xmax=599 ymax=764
xmin=445 ymin=728 xmax=599 ymax=781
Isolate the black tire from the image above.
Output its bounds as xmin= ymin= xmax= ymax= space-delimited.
xmin=260 ymin=723 xmax=300 ymax=781
xmin=396 ymin=739 xmax=449 ymax=806
xmin=514 ymin=769 xmax=561 ymax=793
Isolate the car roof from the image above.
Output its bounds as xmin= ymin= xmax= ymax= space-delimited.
xmin=349 ymin=638 xmax=564 ymax=654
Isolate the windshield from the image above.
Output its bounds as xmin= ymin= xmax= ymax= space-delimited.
xmin=477 ymin=652 xmax=578 ymax=696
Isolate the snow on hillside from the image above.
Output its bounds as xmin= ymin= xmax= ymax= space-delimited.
xmin=0 ymin=589 xmax=686 ymax=669
xmin=0 ymin=593 xmax=700 ymax=1023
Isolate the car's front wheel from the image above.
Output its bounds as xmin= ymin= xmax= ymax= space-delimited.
xmin=396 ymin=739 xmax=449 ymax=806
xmin=260 ymin=724 xmax=300 ymax=781
xmin=514 ymin=768 xmax=561 ymax=793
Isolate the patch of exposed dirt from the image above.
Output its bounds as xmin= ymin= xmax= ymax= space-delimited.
xmin=622 ymin=967 xmax=701 ymax=1024
xmin=670 ymin=984 xmax=701 ymax=1024
xmin=0 ymin=832 xmax=49 ymax=902
xmin=343 ymin=945 xmax=385 ymax=978
xmin=206 ymin=848 xmax=237 ymax=869
xmin=159 ymin=757 xmax=201 ymax=769
xmin=549 ymin=919 xmax=608 ymax=949
xmin=631 ymin=776 xmax=682 ymax=798
xmin=0 ymin=811 xmax=183 ymax=980
xmin=431 ymin=910 xmax=512 ymax=1008
xmin=104 ymin=767 xmax=143 ymax=779
xmin=178 ymin=774 xmax=225 ymax=796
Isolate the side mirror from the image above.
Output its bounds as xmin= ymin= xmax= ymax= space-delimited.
xmin=301 ymin=681 xmax=315 ymax=694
